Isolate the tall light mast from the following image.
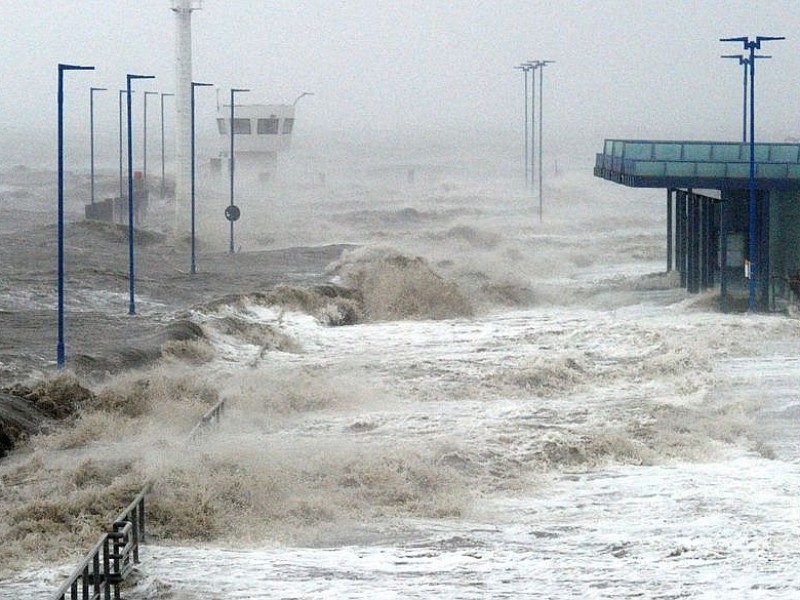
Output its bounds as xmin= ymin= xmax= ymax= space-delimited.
xmin=171 ymin=0 xmax=202 ymax=233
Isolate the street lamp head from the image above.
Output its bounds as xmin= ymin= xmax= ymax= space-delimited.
xmin=60 ymin=63 xmax=95 ymax=72
xmin=91 ymin=87 xmax=108 ymax=92
xmin=293 ymin=91 xmax=314 ymax=106
xmin=231 ymin=88 xmax=251 ymax=93
xmin=192 ymin=82 xmax=214 ymax=88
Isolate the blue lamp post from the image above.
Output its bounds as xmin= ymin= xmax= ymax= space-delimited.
xmin=721 ymin=54 xmax=771 ymax=143
xmin=89 ymin=86 xmax=107 ymax=205
xmin=57 ymin=63 xmax=94 ymax=369
xmin=228 ymin=87 xmax=250 ymax=254
xmin=720 ymin=35 xmax=784 ymax=311
xmin=191 ymin=82 xmax=213 ymax=274
xmin=126 ymin=74 xmax=156 ymax=316
xmin=160 ymin=92 xmax=175 ymax=198
xmin=143 ymin=90 xmax=159 ymax=191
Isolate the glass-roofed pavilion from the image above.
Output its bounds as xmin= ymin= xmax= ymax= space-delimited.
xmin=594 ymin=139 xmax=800 ymax=311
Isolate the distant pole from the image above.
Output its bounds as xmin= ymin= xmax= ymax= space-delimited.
xmin=57 ymin=63 xmax=94 ymax=369
xmin=143 ymin=91 xmax=158 ymax=192
xmin=127 ymin=74 xmax=156 ymax=316
xmin=292 ymin=91 xmax=314 ymax=106
xmin=514 ymin=64 xmax=530 ymax=185
xmin=191 ymin=82 xmax=213 ymax=274
xmin=527 ymin=61 xmax=537 ymax=194
xmin=537 ymin=60 xmax=554 ymax=223
xmin=89 ymin=86 xmax=107 ymax=205
xmin=721 ymin=53 xmax=771 ymax=143
xmin=721 ymin=35 xmax=784 ymax=311
xmin=118 ymin=90 xmax=126 ymax=200
xmin=229 ymin=87 xmax=250 ymax=254
xmin=160 ymin=92 xmax=174 ymax=198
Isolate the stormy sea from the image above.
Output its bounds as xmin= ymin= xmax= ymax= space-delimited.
xmin=1 ymin=135 xmax=799 ymax=599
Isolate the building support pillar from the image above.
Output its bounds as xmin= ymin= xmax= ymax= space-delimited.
xmin=759 ymin=190 xmax=770 ymax=310
xmin=719 ymin=192 xmax=729 ymax=312
xmin=667 ymin=188 xmax=674 ymax=272
xmin=677 ymin=190 xmax=687 ymax=288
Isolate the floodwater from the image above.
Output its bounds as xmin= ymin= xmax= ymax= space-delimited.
xmin=1 ymin=139 xmax=799 ymax=599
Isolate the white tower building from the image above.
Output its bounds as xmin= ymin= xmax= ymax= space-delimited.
xmin=171 ymin=0 xmax=201 ymax=233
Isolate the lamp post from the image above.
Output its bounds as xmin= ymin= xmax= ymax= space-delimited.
xmin=720 ymin=35 xmax=784 ymax=311
xmin=536 ymin=60 xmax=554 ymax=223
xmin=57 ymin=63 xmax=94 ymax=369
xmin=526 ymin=61 xmax=538 ymax=194
xmin=228 ymin=87 xmax=250 ymax=255
xmin=118 ymin=89 xmax=130 ymax=201
xmin=191 ymin=82 xmax=213 ymax=274
xmin=89 ymin=86 xmax=107 ymax=205
xmin=514 ymin=64 xmax=531 ymax=186
xmin=143 ymin=90 xmax=159 ymax=192
xmin=721 ymin=54 xmax=771 ymax=143
xmin=292 ymin=91 xmax=314 ymax=106
xmin=160 ymin=92 xmax=174 ymax=198
xmin=126 ymin=74 xmax=156 ymax=316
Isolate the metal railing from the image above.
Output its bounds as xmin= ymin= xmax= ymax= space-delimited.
xmin=51 ymin=485 xmax=148 ymax=600
xmin=50 ymin=397 xmax=226 ymax=599
xmin=186 ymin=397 xmax=226 ymax=442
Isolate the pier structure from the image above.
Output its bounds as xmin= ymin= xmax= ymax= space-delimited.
xmin=594 ymin=139 xmax=800 ymax=311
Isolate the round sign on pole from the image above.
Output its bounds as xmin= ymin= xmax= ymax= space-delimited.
xmin=225 ymin=204 xmax=241 ymax=222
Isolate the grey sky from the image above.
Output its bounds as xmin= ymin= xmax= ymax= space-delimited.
xmin=2 ymin=1 xmax=799 ymax=154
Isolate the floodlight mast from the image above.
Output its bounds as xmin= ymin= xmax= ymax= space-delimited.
xmin=514 ymin=64 xmax=531 ymax=186
xmin=57 ymin=63 xmax=95 ymax=369
xmin=720 ymin=35 xmax=785 ymax=312
xmin=721 ymin=53 xmax=771 ymax=142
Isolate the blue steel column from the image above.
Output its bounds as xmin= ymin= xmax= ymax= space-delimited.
xmin=127 ymin=74 xmax=156 ymax=316
xmin=721 ymin=35 xmax=784 ymax=311
xmin=89 ymin=87 xmax=106 ymax=205
xmin=57 ymin=63 xmax=94 ymax=369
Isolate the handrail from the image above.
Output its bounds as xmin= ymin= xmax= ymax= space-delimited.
xmin=186 ymin=397 xmax=226 ymax=442
xmin=50 ymin=396 xmax=226 ymax=599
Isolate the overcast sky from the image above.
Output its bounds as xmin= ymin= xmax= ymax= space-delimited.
xmin=2 ymin=1 xmax=800 ymax=158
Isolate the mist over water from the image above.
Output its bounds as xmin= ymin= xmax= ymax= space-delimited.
xmin=2 ymin=131 xmax=800 ymax=598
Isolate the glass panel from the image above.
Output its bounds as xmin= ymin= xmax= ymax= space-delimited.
xmin=754 ymin=144 xmax=770 ymax=162
xmin=624 ymin=143 xmax=652 ymax=160
xmin=633 ymin=162 xmax=665 ymax=176
xmin=711 ymin=144 xmax=742 ymax=161
xmin=683 ymin=144 xmax=711 ymax=161
xmin=257 ymin=118 xmax=279 ymax=135
xmin=788 ymin=165 xmax=800 ymax=179
xmin=758 ymin=163 xmax=787 ymax=178
xmin=769 ymin=145 xmax=799 ymax=162
xmin=282 ymin=118 xmax=295 ymax=134
xmin=233 ymin=118 xmax=251 ymax=134
xmin=216 ymin=118 xmax=227 ymax=134
xmin=696 ymin=162 xmax=725 ymax=177
xmin=727 ymin=163 xmax=749 ymax=178
xmin=612 ymin=141 xmax=624 ymax=157
xmin=653 ymin=143 xmax=682 ymax=160
xmin=666 ymin=162 xmax=695 ymax=176
xmin=605 ymin=140 xmax=613 ymax=154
